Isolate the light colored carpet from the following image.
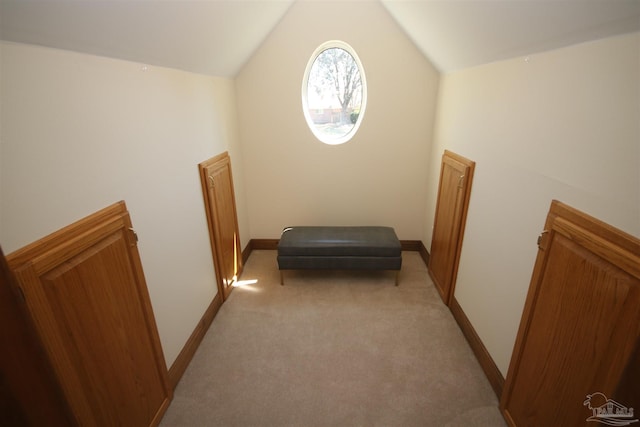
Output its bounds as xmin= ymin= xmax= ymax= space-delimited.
xmin=160 ymin=250 xmax=507 ymax=427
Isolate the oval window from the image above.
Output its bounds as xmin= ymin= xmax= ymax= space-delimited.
xmin=302 ymin=40 xmax=367 ymax=145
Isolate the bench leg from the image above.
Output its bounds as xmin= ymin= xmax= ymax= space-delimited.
xmin=280 ymin=271 xmax=284 ymax=286
xmin=395 ymin=270 xmax=399 ymax=286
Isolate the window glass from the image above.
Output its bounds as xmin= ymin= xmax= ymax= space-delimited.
xmin=302 ymin=41 xmax=367 ymax=145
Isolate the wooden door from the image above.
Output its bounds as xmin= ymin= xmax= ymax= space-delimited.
xmin=428 ymin=150 xmax=475 ymax=305
xmin=1 ymin=246 xmax=75 ymax=427
xmin=500 ymin=200 xmax=640 ymax=427
xmin=199 ymin=152 xmax=243 ymax=301
xmin=7 ymin=202 xmax=172 ymax=427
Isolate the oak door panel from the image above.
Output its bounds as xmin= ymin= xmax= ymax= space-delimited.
xmin=8 ymin=202 xmax=171 ymax=427
xmin=500 ymin=200 xmax=640 ymax=427
xmin=428 ymin=150 xmax=475 ymax=305
xmin=199 ymin=152 xmax=243 ymax=301
xmin=0 ymin=246 xmax=75 ymax=427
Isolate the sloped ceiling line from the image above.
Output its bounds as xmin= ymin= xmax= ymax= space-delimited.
xmin=1 ymin=0 xmax=639 ymax=77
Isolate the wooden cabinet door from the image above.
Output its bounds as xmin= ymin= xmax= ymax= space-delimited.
xmin=500 ymin=200 xmax=640 ymax=427
xmin=428 ymin=150 xmax=475 ymax=305
xmin=1 ymin=246 xmax=75 ymax=427
xmin=7 ymin=202 xmax=172 ymax=427
xmin=199 ymin=152 xmax=243 ymax=301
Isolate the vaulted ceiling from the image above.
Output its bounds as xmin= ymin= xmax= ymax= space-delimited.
xmin=1 ymin=0 xmax=639 ymax=77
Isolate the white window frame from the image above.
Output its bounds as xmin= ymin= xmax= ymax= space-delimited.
xmin=301 ymin=40 xmax=367 ymax=145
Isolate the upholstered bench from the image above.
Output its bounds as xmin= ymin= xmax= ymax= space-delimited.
xmin=277 ymin=226 xmax=402 ymax=285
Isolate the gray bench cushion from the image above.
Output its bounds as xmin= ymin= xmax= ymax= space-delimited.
xmin=277 ymin=226 xmax=402 ymax=271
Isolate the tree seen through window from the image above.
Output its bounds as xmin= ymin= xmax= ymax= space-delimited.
xmin=303 ymin=41 xmax=366 ymax=144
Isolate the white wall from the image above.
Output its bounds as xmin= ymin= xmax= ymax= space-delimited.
xmin=425 ymin=33 xmax=640 ymax=376
xmin=236 ymin=0 xmax=440 ymax=240
xmin=0 ymin=42 xmax=249 ymax=367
